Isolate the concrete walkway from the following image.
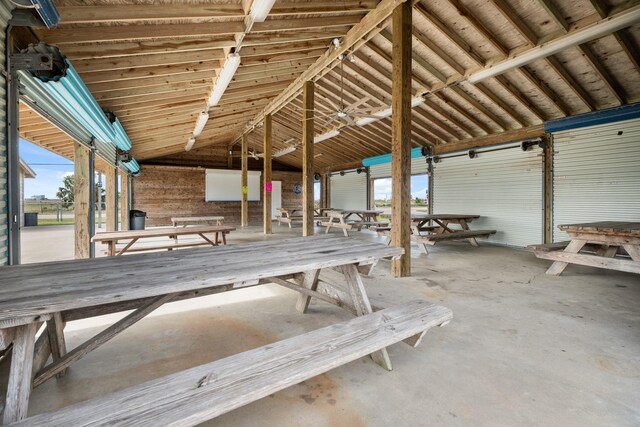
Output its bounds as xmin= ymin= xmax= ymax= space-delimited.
xmin=9 ymin=225 xmax=640 ymax=426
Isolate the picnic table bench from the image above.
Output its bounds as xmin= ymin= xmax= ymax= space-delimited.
xmin=276 ymin=207 xmax=303 ymax=228
xmin=529 ymin=221 xmax=640 ymax=275
xmin=379 ymin=214 xmax=496 ymax=254
xmin=0 ymin=235 xmax=452 ymax=425
xmin=92 ymin=225 xmax=235 ymax=256
xmin=171 ymin=216 xmax=224 ymax=227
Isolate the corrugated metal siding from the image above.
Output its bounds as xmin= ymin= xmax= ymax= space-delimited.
xmin=552 ymin=118 xmax=640 ymax=241
xmin=433 ymin=144 xmax=544 ymax=247
xmin=369 ymin=156 xmax=429 ymax=178
xmin=330 ymin=171 xmax=367 ymax=210
xmin=0 ymin=3 xmax=13 ymax=266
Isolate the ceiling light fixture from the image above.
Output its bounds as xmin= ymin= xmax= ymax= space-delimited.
xmin=249 ymin=0 xmax=277 ymax=23
xmin=208 ymin=53 xmax=241 ymax=107
xmin=314 ymin=129 xmax=340 ymax=144
xmin=355 ymin=95 xmax=425 ymax=127
xmin=185 ymin=137 xmax=196 ymax=151
xmin=193 ymin=111 xmax=209 ymax=137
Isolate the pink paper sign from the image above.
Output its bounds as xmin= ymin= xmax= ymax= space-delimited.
xmin=265 ymin=181 xmax=273 ymax=193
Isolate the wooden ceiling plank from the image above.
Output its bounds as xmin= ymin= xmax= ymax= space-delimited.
xmin=516 ymin=66 xmax=573 ymax=116
xmin=378 ymin=29 xmax=447 ymax=83
xmin=74 ymin=50 xmax=225 ymax=73
xmin=492 ymin=75 xmax=548 ymax=121
xmin=578 ymin=44 xmax=626 ymax=105
xmin=448 ymin=0 xmax=509 ymax=57
xmin=422 ymin=97 xmax=476 ymax=138
xmin=589 ymin=0 xmax=609 ymax=18
xmin=473 ymin=82 xmax=527 ymax=127
xmin=410 ymin=26 xmax=466 ymax=76
xmin=87 ymin=71 xmax=214 ymax=93
xmin=613 ymin=30 xmax=640 ymax=72
xmin=536 ymin=0 xmax=570 ymax=32
xmin=414 ymin=3 xmax=485 ymax=66
xmin=544 ymin=56 xmax=596 ymax=111
xmin=57 ymin=4 xmax=244 ymax=24
xmin=450 ymin=85 xmax=509 ymax=130
xmin=488 ymin=0 xmax=538 ymax=46
xmin=82 ymin=62 xmax=218 ymax=85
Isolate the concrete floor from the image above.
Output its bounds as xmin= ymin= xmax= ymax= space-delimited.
xmin=12 ymin=225 xmax=640 ymax=426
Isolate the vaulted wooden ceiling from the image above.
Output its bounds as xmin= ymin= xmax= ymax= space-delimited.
xmin=21 ymin=0 xmax=640 ymax=171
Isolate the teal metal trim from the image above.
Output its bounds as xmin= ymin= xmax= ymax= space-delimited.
xmin=362 ymin=147 xmax=424 ymax=167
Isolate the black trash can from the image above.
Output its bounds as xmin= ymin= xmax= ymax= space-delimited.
xmin=24 ymin=212 xmax=38 ymax=227
xmin=129 ymin=210 xmax=146 ymax=230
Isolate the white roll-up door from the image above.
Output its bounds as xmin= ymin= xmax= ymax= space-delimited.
xmin=433 ymin=144 xmax=544 ymax=247
xmin=330 ymin=171 xmax=367 ymax=210
xmin=369 ymin=156 xmax=429 ymax=179
xmin=552 ymin=118 xmax=640 ymax=241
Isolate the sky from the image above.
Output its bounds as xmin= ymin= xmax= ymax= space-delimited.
xmin=20 ymin=139 xmax=74 ymax=199
xmin=374 ymin=175 xmax=428 ymax=200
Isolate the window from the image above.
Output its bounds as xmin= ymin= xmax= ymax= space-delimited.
xmin=373 ymin=175 xmax=429 ymax=212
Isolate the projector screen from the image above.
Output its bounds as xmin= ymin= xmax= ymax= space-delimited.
xmin=205 ymin=169 xmax=262 ymax=202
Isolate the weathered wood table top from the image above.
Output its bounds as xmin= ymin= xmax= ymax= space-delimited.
xmin=91 ymin=225 xmax=234 ymax=242
xmin=171 ymin=216 xmax=224 ymax=224
xmin=0 ymin=235 xmax=403 ymax=325
xmin=559 ymin=221 xmax=640 ymax=237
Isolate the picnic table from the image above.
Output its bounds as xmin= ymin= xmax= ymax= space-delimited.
xmin=0 ymin=236 xmax=452 ymax=425
xmin=92 ymin=225 xmax=235 ymax=256
xmin=321 ymin=209 xmax=385 ymax=236
xmin=529 ymin=221 xmax=640 ymax=275
xmin=171 ymin=216 xmax=224 ymax=227
xmin=377 ymin=213 xmax=496 ymax=254
xmin=276 ymin=207 xmax=302 ymax=228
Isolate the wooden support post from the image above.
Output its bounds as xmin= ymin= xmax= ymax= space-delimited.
xmin=241 ymin=134 xmax=249 ymax=227
xmin=391 ymin=1 xmax=412 ymax=278
xmin=227 ymin=146 xmax=233 ymax=169
xmin=105 ymin=166 xmax=117 ymax=232
xmin=544 ymin=136 xmax=553 ymax=243
xmin=263 ymin=114 xmax=272 ymax=235
xmin=119 ymin=171 xmax=129 ymax=231
xmin=302 ymin=80 xmax=315 ymax=237
xmin=74 ymin=143 xmax=91 ymax=259
xmin=2 ymin=322 xmax=37 ymax=424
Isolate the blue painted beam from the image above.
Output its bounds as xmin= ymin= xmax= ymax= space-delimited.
xmin=363 ymin=147 xmax=424 ymax=167
xmin=545 ymin=103 xmax=640 ymax=133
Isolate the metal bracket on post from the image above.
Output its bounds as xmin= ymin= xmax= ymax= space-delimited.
xmin=9 ymin=53 xmax=53 ymax=73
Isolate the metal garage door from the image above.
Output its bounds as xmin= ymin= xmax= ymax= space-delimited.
xmin=433 ymin=143 xmax=544 ymax=247
xmin=552 ymin=118 xmax=640 ymax=241
xmin=330 ymin=170 xmax=367 ymax=210
xmin=369 ymin=156 xmax=429 ymax=178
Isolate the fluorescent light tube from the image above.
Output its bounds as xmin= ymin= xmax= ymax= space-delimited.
xmin=411 ymin=95 xmax=425 ymax=107
xmin=355 ymin=96 xmax=424 ymax=126
xmin=314 ymin=129 xmax=340 ymax=144
xmin=249 ymin=0 xmax=277 ymax=23
xmin=193 ymin=111 xmax=209 ymax=137
xmin=185 ymin=137 xmax=196 ymax=151
xmin=208 ymin=53 xmax=241 ymax=107
xmin=468 ymin=5 xmax=640 ymax=83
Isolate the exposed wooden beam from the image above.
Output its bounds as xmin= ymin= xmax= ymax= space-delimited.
xmin=488 ymin=0 xmax=538 ymax=46
xmin=263 ymin=114 xmax=272 ymax=235
xmin=545 ymin=56 xmax=596 ymax=111
xmin=492 ymin=75 xmax=548 ymax=122
xmin=578 ymin=44 xmax=626 ymax=105
xmin=517 ymin=66 xmax=572 ymax=116
xmin=537 ymin=0 xmax=570 ymax=32
xmin=391 ymin=1 xmax=412 ymax=278
xmin=302 ymin=81 xmax=315 ymax=237
xmin=448 ymin=0 xmax=509 ymax=57
xmin=614 ymin=30 xmax=640 ymax=72
xmin=105 ymin=166 xmax=117 ymax=232
xmin=433 ymin=125 xmax=546 ymax=154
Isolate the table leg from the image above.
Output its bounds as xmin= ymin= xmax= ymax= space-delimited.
xmin=108 ymin=242 xmax=115 ymax=257
xmin=459 ymin=219 xmax=479 ymax=246
xmin=340 ymin=216 xmax=349 ymax=237
xmin=339 ymin=264 xmax=392 ymax=371
xmin=222 ymin=232 xmax=227 ymax=245
xmin=2 ymin=322 xmax=37 ymax=424
xmin=46 ymin=313 xmax=67 ymax=378
xmin=295 ymin=269 xmax=321 ymax=314
xmin=546 ymin=239 xmax=587 ymax=276
xmin=623 ymin=244 xmax=640 ymax=261
xmin=116 ymin=238 xmax=139 ymax=256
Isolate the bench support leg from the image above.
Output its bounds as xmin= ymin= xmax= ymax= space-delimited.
xmin=295 ymin=270 xmax=321 ymax=314
xmin=2 ymin=322 xmax=37 ymax=424
xmin=623 ymin=244 xmax=640 ymax=261
xmin=340 ymin=264 xmax=392 ymax=371
xmin=546 ymin=239 xmax=586 ymax=276
xmin=46 ymin=312 xmax=67 ymax=378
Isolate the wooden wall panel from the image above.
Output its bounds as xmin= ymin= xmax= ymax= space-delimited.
xmin=132 ymin=165 xmax=302 ymax=226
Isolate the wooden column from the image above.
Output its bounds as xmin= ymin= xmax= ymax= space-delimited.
xmin=263 ymin=114 xmax=273 ymax=234
xmin=302 ymin=80 xmax=315 ymax=236
xmin=323 ymin=174 xmax=330 ymax=208
xmin=227 ymin=146 xmax=233 ymax=169
xmin=74 ymin=143 xmax=91 ymax=259
xmin=105 ymin=166 xmax=117 ymax=231
xmin=241 ymin=134 xmax=249 ymax=227
xmin=119 ymin=171 xmax=129 ymax=230
xmin=391 ymin=1 xmax=412 ymax=277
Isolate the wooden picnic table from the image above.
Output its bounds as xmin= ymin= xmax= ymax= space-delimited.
xmin=321 ymin=209 xmax=385 ymax=236
xmin=0 ymin=236 xmax=453 ymax=424
xmin=92 ymin=225 xmax=235 ymax=256
xmin=171 ymin=216 xmax=224 ymax=227
xmin=378 ymin=213 xmax=496 ymax=254
xmin=529 ymin=221 xmax=640 ymax=276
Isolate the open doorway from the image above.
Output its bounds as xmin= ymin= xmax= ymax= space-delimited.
xmin=372 ymin=174 xmax=429 ymax=215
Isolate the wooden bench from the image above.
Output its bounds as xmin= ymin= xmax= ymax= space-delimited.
xmin=420 ymin=229 xmax=497 ymax=243
xmin=12 ymin=300 xmax=452 ymax=426
xmin=276 ymin=208 xmax=303 ymax=228
xmin=321 ymin=211 xmax=353 ymax=237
